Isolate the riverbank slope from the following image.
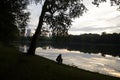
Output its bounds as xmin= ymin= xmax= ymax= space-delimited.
xmin=0 ymin=45 xmax=119 ymax=80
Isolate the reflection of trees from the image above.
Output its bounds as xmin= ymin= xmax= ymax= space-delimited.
xmin=51 ymin=33 xmax=120 ymax=57
xmin=69 ymin=44 xmax=120 ymax=57
xmin=21 ymin=32 xmax=120 ymax=57
xmin=52 ymin=43 xmax=120 ymax=57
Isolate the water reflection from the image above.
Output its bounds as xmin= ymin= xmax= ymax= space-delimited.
xmin=19 ymin=45 xmax=120 ymax=78
xmin=52 ymin=44 xmax=120 ymax=57
xmin=36 ymin=46 xmax=120 ymax=78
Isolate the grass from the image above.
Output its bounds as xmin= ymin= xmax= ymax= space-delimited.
xmin=0 ymin=45 xmax=120 ymax=80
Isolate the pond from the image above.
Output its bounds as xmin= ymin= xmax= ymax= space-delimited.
xmin=20 ymin=45 xmax=120 ymax=78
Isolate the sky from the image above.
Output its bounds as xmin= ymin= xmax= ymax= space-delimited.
xmin=27 ymin=0 xmax=120 ymax=35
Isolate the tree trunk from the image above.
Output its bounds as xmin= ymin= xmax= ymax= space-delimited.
xmin=27 ymin=0 xmax=48 ymax=55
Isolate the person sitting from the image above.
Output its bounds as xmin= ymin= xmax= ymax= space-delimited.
xmin=56 ymin=54 xmax=63 ymax=64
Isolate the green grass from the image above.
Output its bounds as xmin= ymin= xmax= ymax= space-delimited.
xmin=0 ymin=45 xmax=120 ymax=80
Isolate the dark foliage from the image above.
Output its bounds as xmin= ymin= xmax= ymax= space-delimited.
xmin=0 ymin=0 xmax=29 ymax=44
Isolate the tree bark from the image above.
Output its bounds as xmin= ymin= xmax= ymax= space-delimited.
xmin=27 ymin=0 xmax=48 ymax=55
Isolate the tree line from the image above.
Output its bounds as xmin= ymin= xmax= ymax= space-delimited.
xmin=20 ymin=32 xmax=120 ymax=45
xmin=52 ymin=32 xmax=120 ymax=45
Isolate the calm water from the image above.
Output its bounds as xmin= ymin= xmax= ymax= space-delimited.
xmin=20 ymin=45 xmax=120 ymax=78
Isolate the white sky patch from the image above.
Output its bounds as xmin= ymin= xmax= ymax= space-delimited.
xmin=27 ymin=3 xmax=42 ymax=32
xmin=27 ymin=0 xmax=120 ymax=35
xmin=69 ymin=0 xmax=120 ymax=35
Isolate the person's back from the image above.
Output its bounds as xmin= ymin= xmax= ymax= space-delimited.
xmin=56 ymin=54 xmax=63 ymax=64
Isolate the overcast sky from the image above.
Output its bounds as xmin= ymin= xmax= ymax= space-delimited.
xmin=27 ymin=0 xmax=120 ymax=35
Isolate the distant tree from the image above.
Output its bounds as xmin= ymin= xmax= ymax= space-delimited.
xmin=92 ymin=0 xmax=120 ymax=7
xmin=27 ymin=0 xmax=87 ymax=55
xmin=0 ymin=0 xmax=29 ymax=44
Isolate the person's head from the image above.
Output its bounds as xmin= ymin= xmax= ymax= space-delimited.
xmin=59 ymin=54 xmax=62 ymax=56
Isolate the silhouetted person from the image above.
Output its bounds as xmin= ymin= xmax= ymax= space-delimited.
xmin=56 ymin=54 xmax=63 ymax=64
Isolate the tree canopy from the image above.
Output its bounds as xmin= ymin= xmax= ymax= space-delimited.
xmin=45 ymin=0 xmax=87 ymax=36
xmin=44 ymin=0 xmax=87 ymax=36
xmin=0 ymin=0 xmax=29 ymax=43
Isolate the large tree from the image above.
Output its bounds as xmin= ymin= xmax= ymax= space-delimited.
xmin=27 ymin=0 xmax=87 ymax=55
xmin=0 ymin=0 xmax=29 ymax=43
xmin=28 ymin=0 xmax=120 ymax=55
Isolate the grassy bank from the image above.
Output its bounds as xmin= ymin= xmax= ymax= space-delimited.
xmin=0 ymin=45 xmax=120 ymax=80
